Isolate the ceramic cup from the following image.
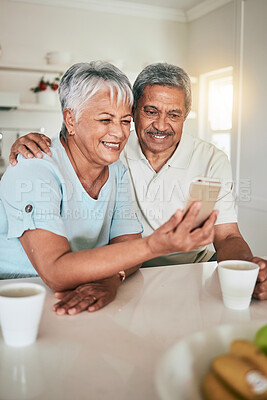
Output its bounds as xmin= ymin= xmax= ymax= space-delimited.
xmin=218 ymin=260 xmax=259 ymax=310
xmin=0 ymin=282 xmax=46 ymax=347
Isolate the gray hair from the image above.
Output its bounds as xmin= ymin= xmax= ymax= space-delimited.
xmin=133 ymin=63 xmax=191 ymax=117
xmin=58 ymin=61 xmax=133 ymax=140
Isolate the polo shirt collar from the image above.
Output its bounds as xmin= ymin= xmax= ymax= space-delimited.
xmin=167 ymin=132 xmax=194 ymax=169
xmin=125 ymin=129 xmax=194 ymax=169
xmin=126 ymin=130 xmax=146 ymax=160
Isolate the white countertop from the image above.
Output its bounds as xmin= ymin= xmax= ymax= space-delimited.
xmin=0 ymin=262 xmax=266 ymax=400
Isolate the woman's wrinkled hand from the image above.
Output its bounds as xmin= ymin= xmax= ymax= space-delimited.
xmin=147 ymin=201 xmax=218 ymax=256
xmin=52 ymin=276 xmax=121 ymax=316
xmin=9 ymin=132 xmax=51 ymax=166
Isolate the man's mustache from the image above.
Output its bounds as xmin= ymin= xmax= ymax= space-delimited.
xmin=145 ymin=129 xmax=174 ymax=137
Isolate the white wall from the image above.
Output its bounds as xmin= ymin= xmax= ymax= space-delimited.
xmin=235 ymin=0 xmax=267 ymax=255
xmin=0 ymin=0 xmax=187 ymax=71
xmin=186 ymin=2 xmax=235 ymax=76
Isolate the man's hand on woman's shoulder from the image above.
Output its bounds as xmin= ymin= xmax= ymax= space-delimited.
xmin=9 ymin=132 xmax=52 ymax=166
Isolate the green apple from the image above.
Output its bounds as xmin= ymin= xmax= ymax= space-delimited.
xmin=254 ymin=325 xmax=267 ymax=355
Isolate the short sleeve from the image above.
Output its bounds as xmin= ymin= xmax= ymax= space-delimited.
xmin=0 ymin=157 xmax=67 ymax=239
xmin=109 ymin=165 xmax=143 ymax=240
xmin=209 ymin=151 xmax=237 ymax=225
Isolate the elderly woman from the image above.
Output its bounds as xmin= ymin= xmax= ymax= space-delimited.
xmin=0 ymin=61 xmax=217 ymax=315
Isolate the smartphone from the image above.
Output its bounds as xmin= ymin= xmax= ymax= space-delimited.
xmin=184 ymin=177 xmax=221 ymax=229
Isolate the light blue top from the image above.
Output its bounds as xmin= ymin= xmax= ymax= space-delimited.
xmin=0 ymin=134 xmax=142 ymax=279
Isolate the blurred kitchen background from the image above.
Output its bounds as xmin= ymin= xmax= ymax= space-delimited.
xmin=0 ymin=0 xmax=266 ymax=255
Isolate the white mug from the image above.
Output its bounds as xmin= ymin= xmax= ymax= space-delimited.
xmin=0 ymin=282 xmax=46 ymax=347
xmin=218 ymin=260 xmax=259 ymax=310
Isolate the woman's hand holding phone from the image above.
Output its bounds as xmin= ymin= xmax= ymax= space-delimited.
xmin=183 ymin=177 xmax=221 ymax=230
xmin=147 ymin=201 xmax=218 ymax=257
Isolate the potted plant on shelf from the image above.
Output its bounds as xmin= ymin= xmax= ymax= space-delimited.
xmin=31 ymin=76 xmax=60 ymax=106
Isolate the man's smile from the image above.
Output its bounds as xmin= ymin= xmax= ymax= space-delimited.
xmin=145 ymin=129 xmax=174 ymax=140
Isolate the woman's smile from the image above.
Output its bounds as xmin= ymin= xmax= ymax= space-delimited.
xmin=101 ymin=141 xmax=121 ymax=151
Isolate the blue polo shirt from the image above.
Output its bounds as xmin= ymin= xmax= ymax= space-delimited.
xmin=0 ymin=134 xmax=142 ymax=278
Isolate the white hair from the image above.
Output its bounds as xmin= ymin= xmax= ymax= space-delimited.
xmin=58 ymin=61 xmax=133 ymax=140
xmin=133 ymin=63 xmax=191 ymax=117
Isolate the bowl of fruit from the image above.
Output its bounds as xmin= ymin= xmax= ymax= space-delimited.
xmin=155 ymin=322 xmax=267 ymax=400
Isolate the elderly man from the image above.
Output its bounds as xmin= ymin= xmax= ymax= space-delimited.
xmin=9 ymin=62 xmax=267 ymax=301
